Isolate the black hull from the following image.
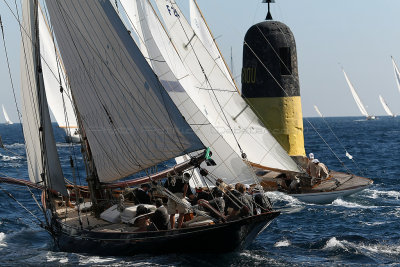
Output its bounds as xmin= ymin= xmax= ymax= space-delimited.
xmin=53 ymin=211 xmax=279 ymax=256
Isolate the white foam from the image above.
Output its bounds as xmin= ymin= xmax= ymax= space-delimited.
xmin=46 ymin=253 xmax=69 ymax=264
xmin=267 ymin=191 xmax=304 ymax=206
xmin=323 ymin=237 xmax=348 ymax=251
xmin=0 ymin=232 xmax=7 ymax=247
xmin=79 ymin=256 xmax=116 ymax=265
xmin=358 ymin=243 xmax=400 ymax=255
xmin=274 ymin=239 xmax=291 ymax=247
xmin=365 ymin=189 xmax=400 ymax=200
xmin=331 ymin=199 xmax=371 ymax=209
xmin=6 ymin=143 xmax=24 ymax=148
xmin=1 ymin=154 xmax=21 ymax=161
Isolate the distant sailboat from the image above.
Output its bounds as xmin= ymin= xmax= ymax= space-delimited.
xmin=2 ymin=105 xmax=13 ymax=125
xmin=379 ymin=95 xmax=396 ymax=117
xmin=391 ymin=56 xmax=400 ymax=93
xmin=342 ymin=69 xmax=376 ymax=120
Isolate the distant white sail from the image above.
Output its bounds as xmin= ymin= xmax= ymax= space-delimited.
xmin=392 ymin=57 xmax=400 ymax=94
xmin=2 ymin=105 xmax=13 ymax=125
xmin=314 ymin=105 xmax=323 ymax=118
xmin=379 ymin=95 xmax=395 ymax=117
xmin=342 ymin=69 xmax=369 ymax=117
xmin=189 ymin=0 xmax=235 ymax=88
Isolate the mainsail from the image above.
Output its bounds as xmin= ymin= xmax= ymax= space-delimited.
xmin=20 ymin=0 xmax=66 ymax=195
xmin=342 ymin=69 xmax=369 ymax=117
xmin=119 ymin=0 xmax=258 ymax=185
xmin=152 ymin=0 xmax=301 ymax=173
xmin=392 ymin=56 xmax=400 ymax=94
xmin=2 ymin=105 xmax=13 ymax=125
xmin=379 ymin=95 xmax=395 ymax=117
xmin=313 ymin=105 xmax=323 ymax=118
xmin=45 ymin=0 xmax=204 ymax=183
xmin=189 ymin=0 xmax=235 ymax=88
xmin=38 ymin=6 xmax=79 ymax=140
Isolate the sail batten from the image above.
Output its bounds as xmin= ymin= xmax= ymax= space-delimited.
xmin=20 ymin=0 xmax=66 ymax=195
xmin=45 ymin=0 xmax=204 ymax=182
xmin=343 ymin=69 xmax=369 ymax=117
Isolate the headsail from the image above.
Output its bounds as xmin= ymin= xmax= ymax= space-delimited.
xmin=20 ymin=0 xmax=66 ymax=195
xmin=38 ymin=6 xmax=78 ymax=140
xmin=189 ymin=0 xmax=235 ymax=88
xmin=392 ymin=56 xmax=400 ymax=94
xmin=342 ymin=69 xmax=369 ymax=117
xmin=379 ymin=95 xmax=395 ymax=117
xmin=2 ymin=105 xmax=13 ymax=125
xmin=152 ymin=0 xmax=302 ymax=173
xmin=45 ymin=0 xmax=204 ymax=183
xmin=119 ymin=0 xmax=258 ymax=185
xmin=314 ymin=105 xmax=323 ymax=118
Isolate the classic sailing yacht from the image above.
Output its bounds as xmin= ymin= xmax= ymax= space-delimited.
xmin=2 ymin=105 xmax=13 ymax=125
xmin=343 ymin=69 xmax=376 ymax=120
xmin=379 ymin=95 xmax=396 ymax=117
xmin=0 ymin=0 xmax=280 ymax=255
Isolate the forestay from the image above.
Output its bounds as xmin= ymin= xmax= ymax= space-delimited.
xmin=45 ymin=0 xmax=204 ymax=182
xmin=189 ymin=0 xmax=235 ymax=88
xmin=39 ymin=6 xmax=78 ymax=136
xmin=153 ymin=0 xmax=301 ymax=173
xmin=343 ymin=69 xmax=369 ymax=117
xmin=119 ymin=0 xmax=258 ymax=185
xmin=20 ymin=0 xmax=67 ymax=195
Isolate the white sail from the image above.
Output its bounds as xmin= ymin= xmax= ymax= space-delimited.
xmin=118 ymin=0 xmax=258 ymax=186
xmin=120 ymin=0 xmax=151 ymax=65
xmin=152 ymin=0 xmax=301 ymax=173
xmin=20 ymin=0 xmax=67 ymax=195
xmin=314 ymin=105 xmax=323 ymax=118
xmin=45 ymin=0 xmax=204 ymax=183
xmin=342 ymin=69 xmax=369 ymax=117
xmin=379 ymin=95 xmax=394 ymax=117
xmin=392 ymin=57 xmax=400 ymax=94
xmin=189 ymin=0 xmax=235 ymax=88
xmin=2 ymin=105 xmax=13 ymax=125
xmin=38 ymin=6 xmax=79 ymax=141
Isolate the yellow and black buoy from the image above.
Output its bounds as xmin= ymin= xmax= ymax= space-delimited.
xmin=242 ymin=1 xmax=305 ymax=158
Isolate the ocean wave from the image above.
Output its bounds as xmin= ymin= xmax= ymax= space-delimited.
xmin=274 ymin=239 xmax=291 ymax=247
xmin=5 ymin=143 xmax=25 ymax=148
xmin=79 ymin=255 xmax=116 ymax=265
xmin=267 ymin=191 xmax=304 ymax=206
xmin=0 ymin=232 xmax=7 ymax=247
xmin=331 ymin=199 xmax=373 ymax=209
xmin=323 ymin=237 xmax=400 ymax=257
xmin=323 ymin=237 xmax=348 ymax=251
xmin=365 ymin=189 xmax=400 ymax=200
xmin=46 ymin=252 xmax=69 ymax=264
xmin=0 ymin=154 xmax=22 ymax=161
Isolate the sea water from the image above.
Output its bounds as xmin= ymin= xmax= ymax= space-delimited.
xmin=0 ymin=116 xmax=399 ymax=266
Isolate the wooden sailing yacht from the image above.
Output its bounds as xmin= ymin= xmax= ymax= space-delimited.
xmin=0 ymin=0 xmax=280 ymax=255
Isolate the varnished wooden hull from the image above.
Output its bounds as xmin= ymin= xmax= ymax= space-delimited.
xmin=52 ymin=211 xmax=280 ymax=255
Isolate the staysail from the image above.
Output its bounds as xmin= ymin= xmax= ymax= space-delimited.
xmin=45 ymin=0 xmax=204 ymax=183
xmin=38 ymin=6 xmax=79 ymax=140
xmin=379 ymin=95 xmax=395 ymax=117
xmin=119 ymin=0 xmax=258 ymax=185
xmin=2 ymin=105 xmax=13 ymax=125
xmin=20 ymin=0 xmax=67 ymax=195
xmin=342 ymin=69 xmax=369 ymax=117
xmin=152 ymin=0 xmax=301 ymax=173
xmin=189 ymin=0 xmax=235 ymax=88
xmin=391 ymin=56 xmax=400 ymax=94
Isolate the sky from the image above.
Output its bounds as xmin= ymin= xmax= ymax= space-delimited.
xmin=1 ymin=0 xmax=400 ymax=123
